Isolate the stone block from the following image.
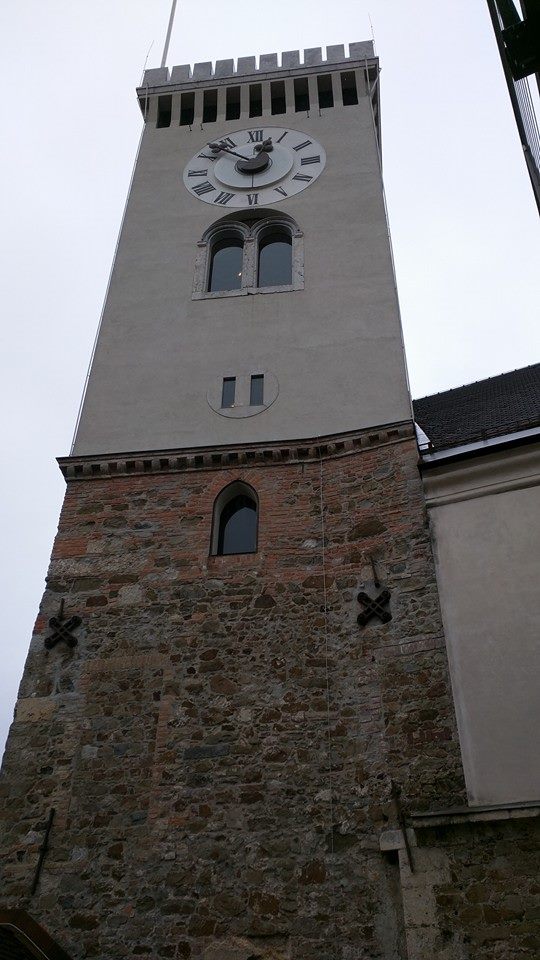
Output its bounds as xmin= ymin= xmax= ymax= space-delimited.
xmin=282 ymin=50 xmax=300 ymax=68
xmin=193 ymin=61 xmax=213 ymax=80
xmin=170 ymin=64 xmax=191 ymax=83
xmin=237 ymin=56 xmax=257 ymax=75
xmin=349 ymin=41 xmax=375 ymax=61
xmin=259 ymin=53 xmax=278 ymax=71
xmin=142 ymin=67 xmax=169 ymax=87
xmin=304 ymin=47 xmax=322 ymax=66
xmin=326 ymin=44 xmax=346 ymax=62
xmin=15 ymin=697 xmax=56 ymax=722
xmin=215 ymin=59 xmax=235 ymax=78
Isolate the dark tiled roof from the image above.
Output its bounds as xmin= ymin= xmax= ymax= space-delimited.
xmin=412 ymin=364 xmax=540 ymax=451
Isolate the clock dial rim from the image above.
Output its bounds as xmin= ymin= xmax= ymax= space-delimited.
xmin=183 ymin=127 xmax=326 ymax=208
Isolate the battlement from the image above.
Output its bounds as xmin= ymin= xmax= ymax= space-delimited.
xmin=140 ymin=41 xmax=375 ymax=90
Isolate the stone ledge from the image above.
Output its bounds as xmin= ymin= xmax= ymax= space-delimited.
xmin=410 ymin=800 xmax=540 ymax=829
xmin=59 ymin=422 xmax=415 ymax=481
xmin=380 ymin=802 xmax=540 ymax=852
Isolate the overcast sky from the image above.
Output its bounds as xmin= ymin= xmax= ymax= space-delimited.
xmin=1 ymin=0 xmax=538 ymax=754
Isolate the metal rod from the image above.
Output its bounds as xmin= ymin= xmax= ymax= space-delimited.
xmin=370 ymin=554 xmax=380 ymax=588
xmin=31 ymin=808 xmax=55 ymax=895
xmin=391 ymin=782 xmax=415 ymax=873
xmin=161 ymin=0 xmax=178 ymax=69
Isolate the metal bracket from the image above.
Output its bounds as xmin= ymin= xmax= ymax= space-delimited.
xmin=31 ymin=808 xmax=55 ymax=895
xmin=44 ymin=599 xmax=81 ymax=650
xmin=357 ymin=589 xmax=391 ymax=627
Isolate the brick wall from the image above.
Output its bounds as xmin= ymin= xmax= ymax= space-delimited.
xmin=0 ymin=436 xmax=466 ymax=959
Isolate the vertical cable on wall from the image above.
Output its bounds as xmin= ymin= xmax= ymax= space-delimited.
xmin=317 ymin=445 xmax=339 ymax=958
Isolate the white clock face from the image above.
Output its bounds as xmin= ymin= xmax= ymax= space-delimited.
xmin=183 ymin=127 xmax=326 ymax=208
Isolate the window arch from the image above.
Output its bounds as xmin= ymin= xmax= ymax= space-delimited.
xmin=193 ymin=211 xmax=304 ymax=300
xmin=211 ymin=481 xmax=258 ymax=556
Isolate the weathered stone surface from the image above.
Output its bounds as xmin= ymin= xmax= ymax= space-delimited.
xmin=0 ymin=439 xmax=472 ymax=958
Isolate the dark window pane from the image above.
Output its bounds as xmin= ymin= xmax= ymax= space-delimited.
xmin=157 ymin=95 xmax=172 ymax=128
xmin=341 ymin=71 xmax=358 ymax=106
xmin=180 ymin=91 xmax=194 ymax=126
xmin=258 ymin=233 xmax=292 ymax=287
xmin=203 ymin=89 xmax=217 ymax=123
xmin=218 ymin=495 xmax=257 ymax=554
xmin=250 ymin=374 xmax=264 ymax=406
xmin=317 ymin=74 xmax=334 ymax=109
xmin=271 ymin=80 xmax=286 ymax=115
xmin=226 ymin=86 xmax=241 ymax=120
xmin=209 ymin=238 xmax=243 ymax=292
xmin=249 ymin=84 xmax=262 ymax=117
xmin=221 ymin=377 xmax=236 ymax=408
xmin=294 ymin=77 xmax=310 ymax=112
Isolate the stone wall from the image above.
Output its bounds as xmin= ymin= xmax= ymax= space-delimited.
xmin=0 ymin=435 xmax=466 ymax=959
xmin=383 ymin=816 xmax=540 ymax=960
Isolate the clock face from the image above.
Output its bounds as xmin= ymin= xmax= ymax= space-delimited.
xmin=183 ymin=127 xmax=326 ymax=208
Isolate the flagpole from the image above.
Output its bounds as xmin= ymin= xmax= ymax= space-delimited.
xmin=161 ymin=0 xmax=178 ymax=68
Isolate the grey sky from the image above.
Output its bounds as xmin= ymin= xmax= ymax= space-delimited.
xmin=1 ymin=0 xmax=538 ymax=753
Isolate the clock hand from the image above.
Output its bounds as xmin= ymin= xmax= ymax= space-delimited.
xmin=207 ymin=142 xmax=251 ymax=162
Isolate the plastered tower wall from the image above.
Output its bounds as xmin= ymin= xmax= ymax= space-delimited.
xmin=73 ymin=44 xmax=412 ymax=455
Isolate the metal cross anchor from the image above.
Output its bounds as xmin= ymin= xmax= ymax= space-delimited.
xmin=44 ymin=599 xmax=81 ymax=650
xmin=357 ymin=589 xmax=392 ymax=627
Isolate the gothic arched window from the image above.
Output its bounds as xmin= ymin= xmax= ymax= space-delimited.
xmin=257 ymin=230 xmax=293 ymax=288
xmin=212 ymin=482 xmax=258 ymax=556
xmin=208 ymin=235 xmax=244 ymax=292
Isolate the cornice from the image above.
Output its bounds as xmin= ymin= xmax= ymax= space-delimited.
xmin=58 ymin=422 xmax=415 ymax=481
xmin=422 ymin=442 xmax=540 ymax=508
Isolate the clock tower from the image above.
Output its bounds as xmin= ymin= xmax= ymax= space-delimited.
xmin=0 ymin=43 xmax=466 ymax=960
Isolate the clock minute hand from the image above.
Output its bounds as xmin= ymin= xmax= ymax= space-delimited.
xmin=207 ymin=141 xmax=250 ymax=161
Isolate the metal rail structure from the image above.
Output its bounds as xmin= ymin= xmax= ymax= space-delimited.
xmin=486 ymin=0 xmax=540 ymax=213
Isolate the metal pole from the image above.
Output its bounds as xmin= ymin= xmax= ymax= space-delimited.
xmin=161 ymin=0 xmax=178 ymax=69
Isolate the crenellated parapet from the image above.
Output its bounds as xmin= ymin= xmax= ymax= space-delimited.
xmin=139 ymin=41 xmax=375 ymax=91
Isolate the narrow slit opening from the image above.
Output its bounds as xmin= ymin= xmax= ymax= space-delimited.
xmin=203 ymin=89 xmax=218 ymax=124
xmin=157 ymin=94 xmax=172 ymax=128
xmin=341 ymin=71 xmax=358 ymax=106
xmin=270 ymin=80 xmax=286 ymax=115
xmin=226 ymin=86 xmax=241 ymax=121
xmin=250 ymin=374 xmax=264 ymax=406
xmin=249 ymin=83 xmax=262 ymax=118
xmin=294 ymin=77 xmax=310 ymax=112
xmin=221 ymin=377 xmax=236 ymax=409
xmin=180 ymin=91 xmax=194 ymax=126
xmin=317 ymin=74 xmax=333 ymax=109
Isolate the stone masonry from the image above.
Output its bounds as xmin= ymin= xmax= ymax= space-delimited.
xmin=0 ymin=433 xmax=468 ymax=959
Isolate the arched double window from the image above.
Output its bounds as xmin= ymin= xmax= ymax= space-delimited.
xmin=193 ymin=212 xmax=303 ymax=300
xmin=211 ymin=482 xmax=258 ymax=555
